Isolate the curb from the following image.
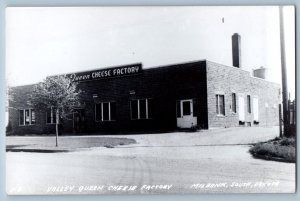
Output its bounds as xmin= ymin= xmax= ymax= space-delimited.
xmin=6 ymin=149 xmax=70 ymax=153
xmin=250 ymin=153 xmax=295 ymax=163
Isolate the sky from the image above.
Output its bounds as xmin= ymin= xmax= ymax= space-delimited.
xmin=6 ymin=6 xmax=295 ymax=98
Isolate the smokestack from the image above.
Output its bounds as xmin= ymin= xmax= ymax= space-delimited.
xmin=232 ymin=33 xmax=241 ymax=68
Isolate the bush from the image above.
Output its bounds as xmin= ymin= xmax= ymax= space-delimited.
xmin=249 ymin=138 xmax=296 ymax=163
xmin=280 ymin=137 xmax=296 ymax=147
xmin=104 ymin=145 xmax=114 ymax=148
xmin=6 ymin=121 xmax=12 ymax=134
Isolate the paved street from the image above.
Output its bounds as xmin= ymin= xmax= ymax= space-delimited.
xmin=6 ymin=126 xmax=296 ymax=194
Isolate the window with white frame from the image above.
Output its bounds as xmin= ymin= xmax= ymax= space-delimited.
xmin=131 ymin=99 xmax=153 ymax=120
xmin=216 ymin=94 xmax=225 ymax=115
xmin=46 ymin=107 xmax=58 ymax=124
xmin=95 ymin=102 xmax=116 ymax=121
xmin=19 ymin=109 xmax=35 ymax=125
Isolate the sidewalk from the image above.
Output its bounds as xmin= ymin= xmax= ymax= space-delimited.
xmin=6 ymin=126 xmax=279 ymax=153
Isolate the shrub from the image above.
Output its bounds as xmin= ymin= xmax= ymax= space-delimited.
xmin=6 ymin=121 xmax=12 ymax=134
xmin=279 ymin=137 xmax=295 ymax=147
xmin=104 ymin=145 xmax=114 ymax=148
xmin=249 ymin=138 xmax=296 ymax=163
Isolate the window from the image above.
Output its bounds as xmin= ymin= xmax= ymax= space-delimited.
xmin=231 ymin=93 xmax=237 ymax=113
xmin=131 ymin=100 xmax=138 ymax=119
xmin=253 ymin=97 xmax=259 ymax=121
xmin=46 ymin=107 xmax=59 ymax=124
xmin=19 ymin=109 xmax=35 ymax=125
xmin=95 ymin=102 xmax=116 ymax=121
xmin=31 ymin=109 xmax=36 ymax=124
xmin=131 ymin=99 xmax=153 ymax=119
xmin=216 ymin=94 xmax=225 ymax=115
xmin=247 ymin=95 xmax=251 ymax=113
xmin=19 ymin=110 xmax=24 ymax=125
xmin=182 ymin=101 xmax=191 ymax=115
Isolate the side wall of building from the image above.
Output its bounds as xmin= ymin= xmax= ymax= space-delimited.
xmin=8 ymin=61 xmax=208 ymax=134
xmin=63 ymin=61 xmax=208 ymax=133
xmin=8 ymin=85 xmax=57 ymax=135
xmin=206 ymin=61 xmax=281 ymax=128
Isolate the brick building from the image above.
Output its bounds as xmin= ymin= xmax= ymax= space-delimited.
xmin=7 ymin=34 xmax=281 ymax=135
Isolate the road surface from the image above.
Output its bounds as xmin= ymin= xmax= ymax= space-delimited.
xmin=6 ymin=127 xmax=296 ymax=194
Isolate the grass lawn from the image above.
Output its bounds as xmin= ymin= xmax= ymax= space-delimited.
xmin=249 ymin=137 xmax=296 ymax=163
xmin=6 ymin=136 xmax=137 ymax=152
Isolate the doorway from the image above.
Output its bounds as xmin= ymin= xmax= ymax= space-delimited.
xmin=176 ymin=99 xmax=197 ymax=128
xmin=73 ymin=109 xmax=86 ymax=133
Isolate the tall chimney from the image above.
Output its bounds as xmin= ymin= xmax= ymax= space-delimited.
xmin=232 ymin=33 xmax=241 ymax=68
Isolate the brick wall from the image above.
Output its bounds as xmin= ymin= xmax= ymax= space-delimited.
xmin=8 ymin=61 xmax=208 ymax=134
xmin=206 ymin=61 xmax=281 ymax=128
xmin=8 ymin=85 xmax=57 ymax=135
xmin=66 ymin=61 xmax=208 ymax=133
xmin=8 ymin=60 xmax=281 ymax=135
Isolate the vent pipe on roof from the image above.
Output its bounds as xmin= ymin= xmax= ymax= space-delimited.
xmin=253 ymin=66 xmax=267 ymax=79
xmin=232 ymin=33 xmax=241 ymax=68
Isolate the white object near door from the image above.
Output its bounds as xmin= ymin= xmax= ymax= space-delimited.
xmin=253 ymin=97 xmax=259 ymax=121
xmin=176 ymin=99 xmax=197 ymax=128
xmin=238 ymin=96 xmax=245 ymax=121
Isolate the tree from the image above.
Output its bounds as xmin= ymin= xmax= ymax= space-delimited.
xmin=6 ymin=84 xmax=17 ymax=135
xmin=29 ymin=75 xmax=82 ymax=146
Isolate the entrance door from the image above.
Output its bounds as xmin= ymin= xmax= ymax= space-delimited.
xmin=73 ymin=109 xmax=86 ymax=133
xmin=176 ymin=99 xmax=197 ymax=128
xmin=238 ymin=96 xmax=245 ymax=122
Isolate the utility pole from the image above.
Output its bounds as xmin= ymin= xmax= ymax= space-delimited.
xmin=279 ymin=6 xmax=289 ymax=137
xmin=279 ymin=104 xmax=283 ymax=137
